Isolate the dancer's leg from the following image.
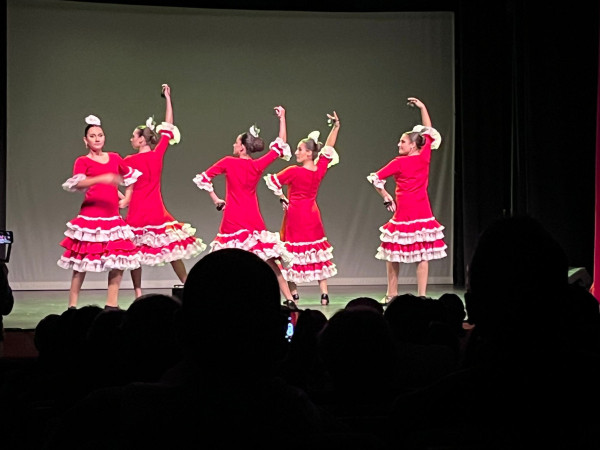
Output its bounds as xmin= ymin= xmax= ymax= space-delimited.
xmin=386 ymin=261 xmax=400 ymax=297
xmin=266 ymin=258 xmax=293 ymax=300
xmin=106 ymin=269 xmax=123 ymax=307
xmin=416 ymin=260 xmax=429 ymax=297
xmin=131 ymin=267 xmax=143 ymax=298
xmin=69 ymin=271 xmax=86 ymax=308
xmin=170 ymin=259 xmax=187 ymax=284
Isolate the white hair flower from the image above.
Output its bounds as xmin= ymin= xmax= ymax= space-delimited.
xmin=249 ymin=124 xmax=260 ymax=138
xmin=307 ymin=130 xmax=320 ymax=144
xmin=85 ymin=115 xmax=101 ymax=126
xmin=145 ymin=116 xmax=155 ymax=131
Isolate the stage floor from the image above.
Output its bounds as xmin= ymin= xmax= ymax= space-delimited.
xmin=4 ymin=284 xmax=466 ymax=330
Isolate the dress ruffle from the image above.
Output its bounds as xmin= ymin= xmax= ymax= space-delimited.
xmin=129 ymin=221 xmax=206 ymax=266
xmin=58 ymin=215 xmax=141 ymax=272
xmin=269 ymin=137 xmax=292 ymax=161
xmin=281 ymin=237 xmax=336 ymax=282
xmin=193 ymin=172 xmax=213 ymax=192
xmin=209 ymin=229 xmax=294 ymax=267
xmin=376 ymin=216 xmax=447 ymax=263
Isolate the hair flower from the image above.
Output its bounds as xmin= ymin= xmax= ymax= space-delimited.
xmin=249 ymin=124 xmax=260 ymax=138
xmin=145 ymin=116 xmax=156 ymax=131
xmin=307 ymin=130 xmax=320 ymax=144
xmin=85 ymin=115 xmax=101 ymax=126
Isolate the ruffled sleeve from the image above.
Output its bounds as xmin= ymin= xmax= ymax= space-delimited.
xmin=62 ymin=173 xmax=86 ymax=192
xmin=269 ymin=137 xmax=291 ymax=161
xmin=156 ymin=122 xmax=181 ymax=145
xmin=193 ymin=171 xmax=214 ymax=192
xmin=121 ymin=167 xmax=142 ymax=186
xmin=263 ymin=173 xmax=283 ymax=196
xmin=411 ymin=125 xmax=442 ymax=150
xmin=314 ymin=145 xmax=339 ymax=168
xmin=366 ymin=173 xmax=386 ymax=189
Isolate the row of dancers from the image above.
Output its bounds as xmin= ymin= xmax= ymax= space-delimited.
xmin=58 ymin=84 xmax=447 ymax=309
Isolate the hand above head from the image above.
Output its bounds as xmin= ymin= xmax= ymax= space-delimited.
xmin=162 ymin=84 xmax=171 ymax=99
xmin=327 ymin=111 xmax=340 ymax=128
xmin=407 ymin=97 xmax=425 ymax=109
xmin=274 ymin=106 xmax=286 ymax=119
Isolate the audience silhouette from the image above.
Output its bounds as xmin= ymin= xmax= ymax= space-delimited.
xmin=1 ymin=215 xmax=599 ymax=450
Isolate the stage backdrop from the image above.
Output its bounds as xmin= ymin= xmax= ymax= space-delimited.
xmin=6 ymin=0 xmax=454 ymax=290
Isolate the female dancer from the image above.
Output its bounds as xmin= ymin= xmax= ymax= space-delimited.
xmin=58 ymin=115 xmax=141 ymax=309
xmin=121 ymin=84 xmax=206 ymax=298
xmin=264 ymin=111 xmax=340 ymax=306
xmin=367 ymin=97 xmax=446 ymax=303
xmin=193 ymin=106 xmax=296 ymax=307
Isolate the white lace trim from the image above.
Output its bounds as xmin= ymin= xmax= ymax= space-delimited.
xmin=209 ymin=229 xmax=294 ymax=266
xmin=314 ymin=146 xmax=339 ymax=168
xmin=64 ymin=223 xmax=135 ymax=243
xmin=411 ymin=125 xmax=442 ymax=150
xmin=269 ymin=137 xmax=292 ymax=161
xmin=121 ymin=168 xmax=142 ymax=186
xmin=367 ymin=173 xmax=385 ymax=189
xmin=282 ymin=264 xmax=338 ymax=283
xmin=138 ymin=240 xmax=206 ymax=266
xmin=264 ymin=173 xmax=283 ymax=196
xmin=57 ymin=253 xmax=141 ymax=272
xmin=375 ymin=245 xmax=447 ymax=263
xmin=193 ymin=172 xmax=213 ymax=192
xmin=62 ymin=173 xmax=87 ymax=192
xmin=380 ymin=227 xmax=445 ymax=245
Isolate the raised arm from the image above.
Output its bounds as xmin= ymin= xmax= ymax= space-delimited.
xmin=407 ymin=97 xmax=431 ymax=127
xmin=274 ymin=105 xmax=286 ymax=142
xmin=325 ymin=111 xmax=340 ymax=147
xmin=163 ymin=84 xmax=173 ymax=124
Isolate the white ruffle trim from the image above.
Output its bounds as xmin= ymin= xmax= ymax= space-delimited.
xmin=314 ymin=146 xmax=339 ymax=168
xmin=193 ymin=172 xmax=214 ymax=192
xmin=62 ymin=173 xmax=87 ymax=192
xmin=156 ymin=122 xmax=181 ymax=145
xmin=64 ymin=223 xmax=136 ymax=243
xmin=130 ymin=222 xmax=199 ymax=247
xmin=209 ymin=229 xmax=294 ymax=266
xmin=139 ymin=240 xmax=206 ymax=266
xmin=367 ymin=173 xmax=385 ymax=189
xmin=121 ymin=168 xmax=142 ymax=187
xmin=375 ymin=245 xmax=448 ymax=263
xmin=379 ymin=226 xmax=446 ymax=245
xmin=263 ymin=173 xmax=283 ymax=196
xmin=282 ymin=264 xmax=338 ymax=283
xmin=269 ymin=137 xmax=292 ymax=161
xmin=57 ymin=254 xmax=141 ymax=272
xmin=411 ymin=125 xmax=442 ymax=150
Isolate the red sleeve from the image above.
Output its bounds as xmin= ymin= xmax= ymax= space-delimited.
xmin=254 ymin=149 xmax=280 ymax=173
xmin=376 ymin=157 xmax=402 ymax=180
xmin=73 ymin=157 xmax=88 ymax=176
xmin=154 ymin=133 xmax=170 ymax=157
xmin=275 ymin=165 xmax=298 ymax=186
xmin=204 ymin=157 xmax=230 ymax=179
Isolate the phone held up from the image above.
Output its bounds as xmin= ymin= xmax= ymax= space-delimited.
xmin=0 ymin=231 xmax=13 ymax=263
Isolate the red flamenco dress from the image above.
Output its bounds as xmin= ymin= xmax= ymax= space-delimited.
xmin=124 ymin=123 xmax=206 ymax=266
xmin=367 ymin=126 xmax=447 ymax=264
xmin=58 ymin=152 xmax=142 ymax=272
xmin=193 ymin=137 xmax=293 ymax=265
xmin=263 ymin=145 xmax=339 ymax=283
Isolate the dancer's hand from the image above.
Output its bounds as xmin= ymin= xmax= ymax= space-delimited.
xmin=274 ymin=106 xmax=286 ymax=119
xmin=406 ymin=97 xmax=424 ymax=109
xmin=383 ymin=196 xmax=396 ymax=212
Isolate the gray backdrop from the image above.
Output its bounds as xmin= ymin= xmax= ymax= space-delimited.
xmin=6 ymin=0 xmax=454 ymax=290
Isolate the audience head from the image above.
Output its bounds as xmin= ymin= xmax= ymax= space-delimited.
xmin=465 ymin=214 xmax=569 ymax=340
xmin=345 ymin=296 xmax=385 ymax=315
xmin=181 ymin=248 xmax=283 ymax=374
